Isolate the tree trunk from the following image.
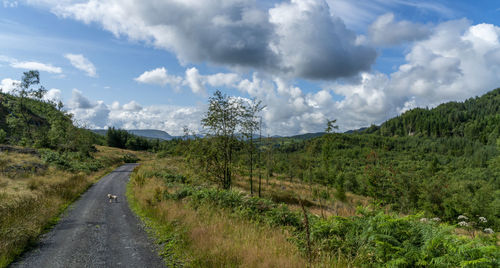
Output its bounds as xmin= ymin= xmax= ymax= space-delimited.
xmin=250 ymin=133 xmax=253 ymax=195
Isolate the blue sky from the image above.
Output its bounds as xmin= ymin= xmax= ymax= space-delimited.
xmin=1 ymin=0 xmax=500 ymax=135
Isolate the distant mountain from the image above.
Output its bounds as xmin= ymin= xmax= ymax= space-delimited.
xmin=344 ymin=127 xmax=368 ymax=134
xmin=91 ymin=129 xmax=173 ymax=140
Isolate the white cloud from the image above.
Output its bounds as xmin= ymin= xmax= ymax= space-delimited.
xmin=0 ymin=78 xmax=19 ymax=93
xmin=134 ymin=67 xmax=182 ymax=89
xmin=185 ymin=67 xmax=205 ymax=95
xmin=3 ymin=1 xmax=18 ymax=8
xmin=62 ymin=17 xmax=500 ymax=137
xmin=69 ymin=88 xmax=94 ymax=109
xmin=11 ymin=61 xmax=62 ymax=73
xmin=68 ymin=89 xmax=110 ymax=128
xmin=205 ymin=72 xmax=240 ymax=88
xmin=36 ymin=0 xmax=376 ymax=80
xmin=182 ymin=67 xmax=240 ymax=95
xmin=43 ymin=88 xmax=61 ymax=103
xmin=389 ymin=20 xmax=500 ymax=106
xmin=0 ymin=55 xmax=62 ymax=73
xmin=64 ymin=53 xmax=97 ymax=77
xmin=65 ymin=89 xmax=204 ymax=135
xmin=369 ymin=13 xmax=431 ymax=46
xmin=122 ymin=100 xmax=142 ymax=111
xmin=325 ymin=19 xmax=500 ymax=130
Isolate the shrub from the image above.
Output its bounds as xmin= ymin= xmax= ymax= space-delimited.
xmin=0 ymin=129 xmax=6 ymax=144
xmin=122 ymin=153 xmax=139 ymax=163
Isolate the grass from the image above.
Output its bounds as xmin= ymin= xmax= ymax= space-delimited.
xmin=128 ymin=159 xmax=313 ymax=268
xmin=0 ymin=145 xmax=146 ymax=267
xmin=154 ymin=155 xmax=370 ymax=218
xmin=130 ymin=155 xmax=499 ymax=267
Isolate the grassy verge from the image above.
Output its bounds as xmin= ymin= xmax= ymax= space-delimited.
xmin=128 ymin=164 xmax=310 ymax=267
xmin=0 ymin=146 xmax=145 ymax=267
xmin=130 ymin=156 xmax=500 ymax=267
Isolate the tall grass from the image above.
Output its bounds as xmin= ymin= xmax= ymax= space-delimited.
xmin=0 ymin=146 xmax=140 ymax=267
xmin=130 ymin=156 xmax=500 ymax=267
xmin=128 ymin=164 xmax=312 ymax=267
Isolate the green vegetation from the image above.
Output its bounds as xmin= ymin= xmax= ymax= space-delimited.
xmin=0 ymin=71 xmax=100 ymax=154
xmin=130 ymin=157 xmax=499 ymax=267
xmin=0 ymin=71 xmax=145 ymax=267
xmin=128 ymin=89 xmax=500 ymax=266
xmin=370 ymin=87 xmax=500 ymax=143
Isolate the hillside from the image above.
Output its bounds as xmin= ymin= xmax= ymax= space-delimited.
xmin=369 ymin=87 xmax=500 ymax=144
xmin=0 ymin=93 xmax=99 ymax=152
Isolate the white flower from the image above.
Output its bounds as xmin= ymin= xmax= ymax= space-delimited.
xmin=458 ymin=221 xmax=468 ymax=227
xmin=420 ymin=218 xmax=428 ymax=223
xmin=458 ymin=215 xmax=468 ymax=220
xmin=431 ymin=217 xmax=441 ymax=222
xmin=483 ymin=228 xmax=494 ymax=234
xmin=478 ymin=217 xmax=487 ymax=223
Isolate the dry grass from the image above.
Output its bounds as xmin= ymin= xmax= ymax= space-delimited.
xmin=153 ymin=155 xmax=370 ymax=218
xmin=0 ymin=146 xmax=141 ymax=267
xmin=130 ymin=161 xmax=318 ymax=268
xmin=130 ymin=157 xmax=351 ymax=267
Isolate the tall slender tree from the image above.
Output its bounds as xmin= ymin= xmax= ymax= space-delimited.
xmin=202 ymin=90 xmax=244 ymax=189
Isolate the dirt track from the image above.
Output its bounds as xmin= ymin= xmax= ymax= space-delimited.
xmin=10 ymin=163 xmax=165 ymax=268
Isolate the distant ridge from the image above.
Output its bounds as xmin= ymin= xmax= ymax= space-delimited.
xmin=289 ymin=132 xmax=326 ymax=140
xmin=344 ymin=127 xmax=368 ymax=134
xmin=91 ymin=129 xmax=173 ymax=140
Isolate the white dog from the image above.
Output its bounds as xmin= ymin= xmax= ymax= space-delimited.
xmin=107 ymin=193 xmax=118 ymax=203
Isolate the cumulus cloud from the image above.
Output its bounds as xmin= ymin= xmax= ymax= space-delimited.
xmin=0 ymin=78 xmax=19 ymax=93
xmin=269 ymin=0 xmax=376 ymax=79
xmin=43 ymin=88 xmax=62 ymax=103
xmin=389 ymin=20 xmax=500 ymax=106
xmin=37 ymin=0 xmax=376 ymax=80
xmin=134 ymin=67 xmax=183 ymax=88
xmin=64 ymin=53 xmax=97 ymax=77
xmin=184 ymin=68 xmax=205 ymax=95
xmin=65 ymin=90 xmax=204 ymax=134
xmin=68 ymin=89 xmax=110 ymax=128
xmin=69 ymin=89 xmax=94 ymax=109
xmin=134 ymin=66 xmax=239 ymax=95
xmin=369 ymin=13 xmax=431 ymax=46
xmin=325 ymin=19 xmax=500 ymax=130
xmin=122 ymin=100 xmax=142 ymax=111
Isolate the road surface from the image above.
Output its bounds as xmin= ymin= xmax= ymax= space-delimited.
xmin=10 ymin=163 xmax=165 ymax=268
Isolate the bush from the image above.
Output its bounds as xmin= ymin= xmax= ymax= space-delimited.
xmin=122 ymin=153 xmax=139 ymax=163
xmin=40 ymin=149 xmax=104 ymax=173
xmin=0 ymin=129 xmax=6 ymax=144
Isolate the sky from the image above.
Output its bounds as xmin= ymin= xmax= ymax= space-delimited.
xmin=1 ymin=0 xmax=500 ymax=136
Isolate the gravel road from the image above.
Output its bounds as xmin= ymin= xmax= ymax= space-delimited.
xmin=10 ymin=163 xmax=165 ymax=268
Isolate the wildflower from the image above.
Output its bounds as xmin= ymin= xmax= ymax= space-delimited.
xmin=457 ymin=215 xmax=468 ymax=220
xmin=478 ymin=217 xmax=487 ymax=223
xmin=483 ymin=228 xmax=494 ymax=234
xmin=458 ymin=221 xmax=468 ymax=227
xmin=420 ymin=218 xmax=428 ymax=223
xmin=431 ymin=217 xmax=441 ymax=222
